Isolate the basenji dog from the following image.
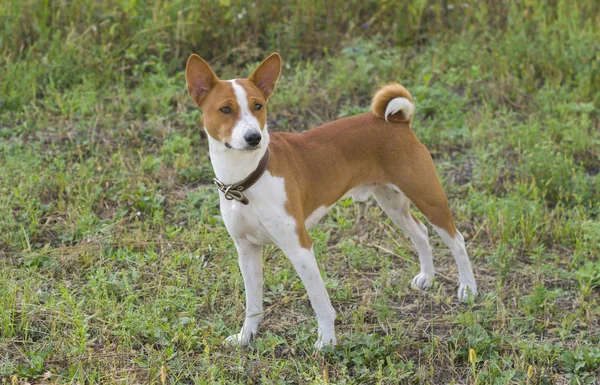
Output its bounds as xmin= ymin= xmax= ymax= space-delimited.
xmin=185 ymin=52 xmax=477 ymax=349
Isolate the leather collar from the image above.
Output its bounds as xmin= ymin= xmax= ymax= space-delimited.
xmin=213 ymin=148 xmax=270 ymax=205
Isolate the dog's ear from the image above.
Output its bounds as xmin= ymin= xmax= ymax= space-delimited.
xmin=186 ymin=54 xmax=218 ymax=107
xmin=248 ymin=53 xmax=282 ymax=100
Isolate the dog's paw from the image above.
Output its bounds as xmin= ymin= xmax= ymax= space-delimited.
xmin=224 ymin=330 xmax=254 ymax=347
xmin=411 ymin=272 xmax=434 ymax=290
xmin=458 ymin=281 xmax=478 ymax=300
xmin=314 ymin=335 xmax=337 ymax=350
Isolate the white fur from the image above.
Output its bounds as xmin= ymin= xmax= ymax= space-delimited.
xmin=373 ymin=185 xmax=435 ymax=289
xmin=285 ymin=246 xmax=336 ymax=349
xmin=385 ymin=97 xmax=414 ymax=122
xmin=344 ymin=185 xmax=374 ymax=202
xmin=431 ymin=225 xmax=478 ymax=299
xmin=225 ymin=239 xmax=263 ymax=345
xmin=305 ymin=205 xmax=333 ymax=229
xmin=374 ymin=184 xmax=477 ymax=299
xmin=228 ymin=80 xmax=263 ymax=151
xmin=219 ymin=171 xmax=336 ymax=348
xmin=304 ymin=185 xmax=375 ymax=229
xmin=207 ymin=133 xmax=269 ymax=185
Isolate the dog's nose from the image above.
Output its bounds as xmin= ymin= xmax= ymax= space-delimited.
xmin=244 ymin=131 xmax=262 ymax=147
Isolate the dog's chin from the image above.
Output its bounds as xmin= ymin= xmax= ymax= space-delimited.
xmin=224 ymin=142 xmax=260 ymax=152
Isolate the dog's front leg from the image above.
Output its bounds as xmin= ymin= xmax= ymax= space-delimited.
xmin=225 ymin=239 xmax=264 ymax=346
xmin=261 ymin=212 xmax=337 ymax=349
xmin=281 ymin=244 xmax=337 ymax=349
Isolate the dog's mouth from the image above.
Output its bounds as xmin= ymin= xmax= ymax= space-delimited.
xmin=224 ymin=141 xmax=260 ymax=152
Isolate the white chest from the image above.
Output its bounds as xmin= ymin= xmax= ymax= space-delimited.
xmin=220 ymin=198 xmax=273 ymax=245
xmin=219 ymin=171 xmax=291 ymax=246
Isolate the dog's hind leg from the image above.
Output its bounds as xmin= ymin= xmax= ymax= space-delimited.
xmin=430 ymin=224 xmax=477 ymax=300
xmin=382 ymin=143 xmax=477 ymax=299
xmin=373 ymin=185 xmax=435 ymax=290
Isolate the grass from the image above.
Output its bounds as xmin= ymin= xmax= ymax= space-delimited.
xmin=1 ymin=0 xmax=599 ymax=384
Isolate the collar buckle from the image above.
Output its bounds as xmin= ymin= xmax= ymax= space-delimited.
xmin=213 ymin=179 xmax=247 ymax=203
xmin=212 ymin=149 xmax=269 ymax=206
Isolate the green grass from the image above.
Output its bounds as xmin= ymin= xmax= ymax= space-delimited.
xmin=1 ymin=0 xmax=600 ymax=384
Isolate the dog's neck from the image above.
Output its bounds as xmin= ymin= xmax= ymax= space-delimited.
xmin=206 ymin=128 xmax=271 ymax=185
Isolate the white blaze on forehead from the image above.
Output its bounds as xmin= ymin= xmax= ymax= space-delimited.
xmin=230 ymin=80 xmax=253 ymax=117
xmin=228 ymin=79 xmax=262 ymax=149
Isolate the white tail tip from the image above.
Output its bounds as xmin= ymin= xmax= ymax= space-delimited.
xmin=384 ymin=97 xmax=414 ymax=122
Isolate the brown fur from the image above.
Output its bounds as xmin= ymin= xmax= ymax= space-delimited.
xmin=186 ymin=55 xmax=218 ymax=107
xmin=267 ymin=113 xmax=456 ymax=248
xmin=185 ymin=56 xmax=278 ymax=142
xmin=248 ymin=53 xmax=282 ymax=100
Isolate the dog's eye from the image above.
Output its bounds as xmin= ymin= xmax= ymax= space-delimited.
xmin=254 ymin=103 xmax=262 ymax=111
xmin=220 ymin=106 xmax=232 ymax=114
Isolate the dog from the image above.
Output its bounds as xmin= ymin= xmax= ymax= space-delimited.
xmin=185 ymin=52 xmax=477 ymax=349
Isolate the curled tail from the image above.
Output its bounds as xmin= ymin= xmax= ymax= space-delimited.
xmin=371 ymin=83 xmax=414 ymax=123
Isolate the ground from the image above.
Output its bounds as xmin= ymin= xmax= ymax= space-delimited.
xmin=1 ymin=1 xmax=599 ymax=384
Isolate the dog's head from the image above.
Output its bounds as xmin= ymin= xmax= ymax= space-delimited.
xmin=185 ymin=53 xmax=281 ymax=151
